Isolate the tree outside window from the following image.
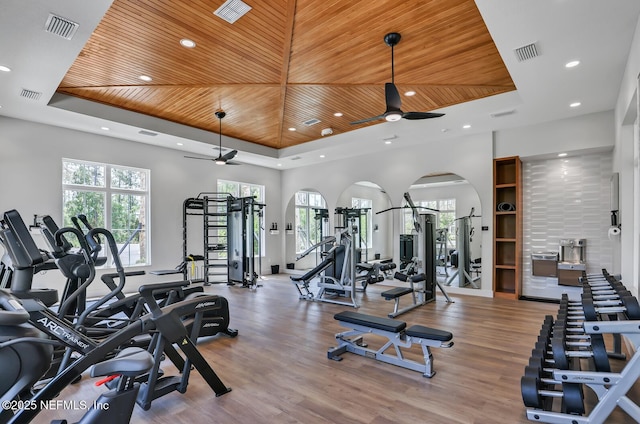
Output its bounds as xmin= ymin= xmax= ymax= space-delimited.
xmin=62 ymin=159 xmax=149 ymax=267
xmin=295 ymin=191 xmax=326 ymax=253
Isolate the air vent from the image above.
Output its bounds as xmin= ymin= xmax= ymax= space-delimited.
xmin=138 ymin=130 xmax=158 ymax=136
xmin=290 ymin=156 xmax=302 ymax=161
xmin=213 ymin=0 xmax=252 ymax=24
xmin=44 ymin=13 xmax=79 ymax=40
xmin=514 ymin=42 xmax=539 ymax=62
xmin=303 ymin=118 xmax=321 ymax=127
xmin=20 ymin=89 xmax=42 ymax=101
xmin=490 ymin=109 xmax=517 ymax=118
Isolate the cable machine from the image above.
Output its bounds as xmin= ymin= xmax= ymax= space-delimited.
xmin=335 ymin=207 xmax=369 ymax=263
xmin=181 ymin=193 xmax=265 ymax=288
xmin=227 ymin=196 xmax=265 ymax=289
xmin=376 ymin=192 xmax=453 ymax=303
xmin=445 ymin=208 xmax=481 ymax=288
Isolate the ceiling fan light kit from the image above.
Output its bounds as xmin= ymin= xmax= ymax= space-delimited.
xmin=350 ymin=32 xmax=445 ymax=125
xmin=184 ymin=110 xmax=240 ymax=165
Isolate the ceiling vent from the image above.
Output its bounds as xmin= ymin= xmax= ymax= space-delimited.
xmin=138 ymin=129 xmax=158 ymax=136
xmin=303 ymin=118 xmax=321 ymax=127
xmin=20 ymin=89 xmax=42 ymax=101
xmin=44 ymin=13 xmax=79 ymax=40
xmin=514 ymin=42 xmax=539 ymax=62
xmin=214 ymin=0 xmax=252 ymax=24
xmin=490 ymin=109 xmax=517 ymax=118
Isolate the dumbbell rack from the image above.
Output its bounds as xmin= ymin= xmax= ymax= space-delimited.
xmin=522 ymin=270 xmax=640 ymax=423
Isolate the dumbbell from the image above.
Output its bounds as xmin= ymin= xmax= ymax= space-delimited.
xmin=521 ymin=373 xmax=585 ymax=415
xmin=549 ymin=328 xmax=610 ymax=372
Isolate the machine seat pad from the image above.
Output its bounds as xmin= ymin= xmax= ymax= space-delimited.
xmin=381 ymin=287 xmax=414 ymax=300
xmin=406 ymin=325 xmax=453 ymax=342
xmin=91 ymin=347 xmax=154 ymax=378
xmin=334 ymin=311 xmax=406 ymax=333
xmin=290 ymin=257 xmax=334 ymax=282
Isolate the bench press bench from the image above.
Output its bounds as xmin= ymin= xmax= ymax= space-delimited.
xmin=327 ymin=311 xmax=453 ymax=377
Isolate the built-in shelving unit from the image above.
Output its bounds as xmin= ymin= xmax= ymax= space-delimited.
xmin=493 ymin=156 xmax=522 ymax=299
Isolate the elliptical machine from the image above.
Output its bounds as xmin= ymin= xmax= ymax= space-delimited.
xmin=0 ymin=289 xmax=155 ymax=424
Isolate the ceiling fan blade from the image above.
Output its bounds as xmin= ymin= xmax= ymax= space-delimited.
xmin=385 ymin=82 xmax=402 ymax=110
xmin=221 ymin=149 xmax=238 ymax=161
xmin=350 ymin=114 xmax=385 ymax=125
xmin=184 ymin=155 xmax=215 ymax=161
xmin=402 ymin=111 xmax=445 ymax=120
xmin=225 ymin=161 xmax=241 ymax=166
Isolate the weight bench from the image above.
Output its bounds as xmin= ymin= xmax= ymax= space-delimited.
xmin=381 ymin=272 xmax=431 ymax=318
xmin=327 ymin=310 xmax=453 ymax=377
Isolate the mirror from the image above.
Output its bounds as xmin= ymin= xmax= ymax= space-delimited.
xmin=335 ymin=181 xmax=393 ymax=264
xmin=405 ymin=173 xmax=482 ymax=289
xmin=284 ymin=189 xmax=328 ymax=271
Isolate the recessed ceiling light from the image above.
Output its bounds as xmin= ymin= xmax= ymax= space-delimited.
xmin=565 ymin=60 xmax=580 ymax=68
xmin=176 ymin=142 xmax=184 ymax=146
xmin=0 ymin=65 xmax=10 ymax=72
xmin=405 ymin=91 xmax=416 ymax=96
xmin=384 ymin=141 xmax=392 ymax=145
xmin=180 ymin=38 xmax=196 ymax=48
xmin=462 ymin=124 xmax=471 ymax=129
xmin=570 ymin=102 xmax=581 ymax=108
xmin=277 ymin=163 xmax=282 ymax=167
xmin=558 ymin=153 xmax=568 ymax=157
xmin=139 ymin=75 xmax=152 ymax=82
xmin=288 ymin=127 xmax=296 ymax=131
xmin=334 ymin=112 xmax=343 ymax=117
xmin=319 ymin=154 xmax=325 ymax=158
xmin=100 ymin=126 xmax=109 ymax=131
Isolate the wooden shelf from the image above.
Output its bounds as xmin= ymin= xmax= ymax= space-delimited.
xmin=493 ymin=157 xmax=522 ymax=299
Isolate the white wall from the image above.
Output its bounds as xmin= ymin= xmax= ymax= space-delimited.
xmin=613 ymin=14 xmax=640 ymax=296
xmin=0 ymin=116 xmax=282 ymax=295
xmin=495 ymin=111 xmax=614 ymax=159
xmin=522 ymin=153 xmax=614 ymax=301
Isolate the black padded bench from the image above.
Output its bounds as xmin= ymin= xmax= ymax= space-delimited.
xmin=328 ymin=311 xmax=453 ymax=377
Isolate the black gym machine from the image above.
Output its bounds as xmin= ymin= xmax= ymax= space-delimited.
xmin=0 ymin=209 xmax=236 ymax=423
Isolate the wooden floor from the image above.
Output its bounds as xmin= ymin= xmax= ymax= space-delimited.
xmin=36 ymin=275 xmax=639 ymax=423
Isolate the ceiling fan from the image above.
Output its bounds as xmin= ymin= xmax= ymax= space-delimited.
xmin=184 ymin=111 xmax=239 ymax=165
xmin=350 ymin=32 xmax=445 ymax=125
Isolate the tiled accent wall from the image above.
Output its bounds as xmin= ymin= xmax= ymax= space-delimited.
xmin=522 ymin=152 xmax=613 ymax=300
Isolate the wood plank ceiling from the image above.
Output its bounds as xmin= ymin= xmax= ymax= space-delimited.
xmin=57 ymin=0 xmax=515 ymax=150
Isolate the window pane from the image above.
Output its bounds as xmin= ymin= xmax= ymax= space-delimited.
xmin=309 ymin=193 xmax=324 ymax=207
xmin=240 ymin=184 xmax=251 ymax=198
xmin=111 ymin=166 xmax=147 ymax=190
xmin=295 ymin=207 xmax=309 ymax=252
xmin=218 ymin=180 xmax=239 ymax=197
xmin=63 ymin=161 xmax=105 ymax=187
xmin=295 ymin=191 xmax=308 ymax=206
xmin=111 ymin=193 xmax=147 ymax=266
xmin=249 ymin=185 xmax=263 ymax=202
xmin=63 ymin=190 xmax=105 ymax=229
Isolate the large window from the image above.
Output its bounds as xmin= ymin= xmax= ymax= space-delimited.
xmin=295 ymin=191 xmax=326 ymax=253
xmin=217 ymin=179 xmax=265 ymax=254
xmin=403 ymin=198 xmax=456 ymax=248
xmin=62 ymin=159 xmax=150 ymax=267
